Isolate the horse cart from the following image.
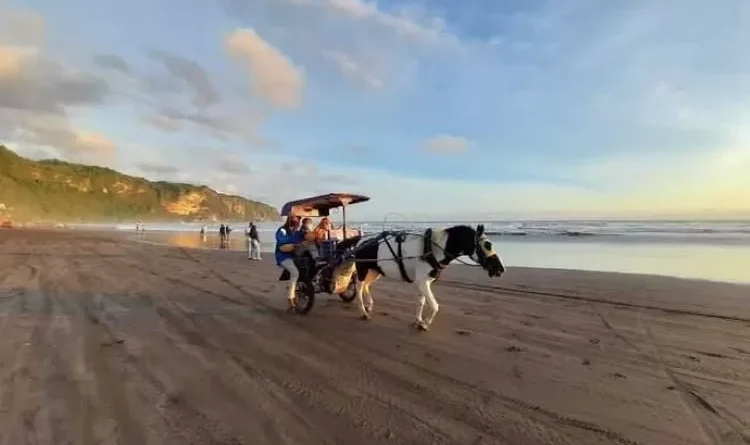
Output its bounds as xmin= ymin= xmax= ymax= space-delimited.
xmin=278 ymin=193 xmax=369 ymax=314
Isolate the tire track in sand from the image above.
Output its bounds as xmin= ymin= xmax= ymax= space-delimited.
xmin=447 ymin=278 xmax=750 ymax=444
xmin=82 ymin=243 xmax=368 ymax=444
xmin=639 ymin=312 xmax=750 ymax=445
xmin=439 ymin=280 xmax=750 ymax=324
xmin=108 ymin=243 xmax=591 ymax=444
xmin=176 ymin=247 xmax=643 ymax=445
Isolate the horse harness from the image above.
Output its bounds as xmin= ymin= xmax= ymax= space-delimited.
xmin=379 ymin=229 xmax=451 ymax=283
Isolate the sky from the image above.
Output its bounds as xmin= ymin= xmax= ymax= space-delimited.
xmin=1 ymin=0 xmax=749 ymax=220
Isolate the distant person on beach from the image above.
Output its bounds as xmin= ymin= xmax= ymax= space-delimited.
xmin=246 ymin=223 xmax=261 ymax=260
xmin=275 ymin=216 xmax=303 ymax=310
xmin=219 ymin=224 xmax=227 ymax=249
xmin=200 ymin=225 xmax=207 ymax=242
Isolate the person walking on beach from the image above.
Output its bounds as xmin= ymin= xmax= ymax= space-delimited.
xmin=219 ymin=224 xmax=227 ymax=249
xmin=275 ymin=216 xmax=303 ymax=310
xmin=246 ymin=222 xmax=261 ymax=260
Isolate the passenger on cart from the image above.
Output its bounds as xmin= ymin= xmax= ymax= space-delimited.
xmin=299 ymin=217 xmax=320 ymax=261
xmin=312 ymin=217 xmax=337 ymax=259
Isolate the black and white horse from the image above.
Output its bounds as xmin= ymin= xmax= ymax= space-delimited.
xmin=351 ymin=224 xmax=505 ymax=331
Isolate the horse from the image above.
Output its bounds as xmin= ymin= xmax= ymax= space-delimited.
xmin=350 ymin=224 xmax=505 ymax=331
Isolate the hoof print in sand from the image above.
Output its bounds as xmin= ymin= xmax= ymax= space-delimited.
xmin=454 ymin=329 xmax=472 ymax=336
xmin=506 ymin=345 xmax=523 ymax=353
xmin=512 ymin=366 xmax=523 ymax=379
xmin=612 ymin=372 xmax=627 ymax=379
xmin=666 ymin=385 xmax=677 ymax=391
xmin=699 ymin=351 xmax=728 ymax=359
xmin=581 ymin=359 xmax=591 ymax=366
xmin=686 ymin=355 xmax=701 ymax=362
xmin=589 ymin=338 xmax=600 ymax=344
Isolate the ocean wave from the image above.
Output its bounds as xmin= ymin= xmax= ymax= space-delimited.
xmin=102 ymin=219 xmax=750 ymax=241
xmin=485 ymin=230 xmax=599 ymax=237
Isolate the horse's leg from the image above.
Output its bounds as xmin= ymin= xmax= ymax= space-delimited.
xmin=355 ymin=277 xmax=370 ymax=320
xmin=363 ymin=273 xmax=380 ymax=313
xmin=415 ymin=294 xmax=426 ymax=327
xmin=423 ymin=279 xmax=439 ymax=328
xmin=413 ymin=264 xmax=436 ymax=330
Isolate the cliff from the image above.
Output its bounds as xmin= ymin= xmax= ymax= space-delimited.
xmin=0 ymin=146 xmax=279 ymax=223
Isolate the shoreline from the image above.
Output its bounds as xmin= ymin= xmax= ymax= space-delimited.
xmin=125 ymin=233 xmax=750 ymax=287
xmin=7 ymin=226 xmax=750 ymax=285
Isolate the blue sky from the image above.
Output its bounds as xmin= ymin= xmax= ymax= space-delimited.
xmin=1 ymin=0 xmax=749 ymax=219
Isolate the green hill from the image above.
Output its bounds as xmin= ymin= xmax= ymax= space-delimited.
xmin=0 ymin=145 xmax=279 ymax=223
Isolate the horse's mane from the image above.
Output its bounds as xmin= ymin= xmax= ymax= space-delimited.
xmin=444 ymin=225 xmax=475 ymax=234
xmin=337 ymin=236 xmax=362 ymax=251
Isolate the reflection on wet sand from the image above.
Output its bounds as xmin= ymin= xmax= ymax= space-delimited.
xmin=140 ymin=231 xmax=250 ymax=252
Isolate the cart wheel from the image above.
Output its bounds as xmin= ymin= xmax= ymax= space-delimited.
xmin=338 ymin=272 xmax=357 ymax=303
xmin=293 ymin=281 xmax=316 ymax=315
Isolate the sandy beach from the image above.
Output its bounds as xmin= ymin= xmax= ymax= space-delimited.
xmin=0 ymin=229 xmax=748 ymax=445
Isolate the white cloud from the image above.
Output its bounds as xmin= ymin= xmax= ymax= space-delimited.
xmin=0 ymin=9 xmax=46 ymax=46
xmin=321 ymin=50 xmax=384 ymax=88
xmin=224 ymin=28 xmax=305 ymax=109
xmin=0 ymin=45 xmax=38 ymax=79
xmin=8 ymin=112 xmax=116 ymax=162
xmin=324 ymin=0 xmax=450 ymax=46
xmin=0 ymin=9 xmax=116 ymax=165
xmin=422 ymin=134 xmax=470 ymax=155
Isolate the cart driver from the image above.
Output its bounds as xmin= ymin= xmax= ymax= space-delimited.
xmin=275 ymin=216 xmax=304 ymax=309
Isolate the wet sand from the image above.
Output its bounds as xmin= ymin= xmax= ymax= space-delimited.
xmin=0 ymin=229 xmax=749 ymax=445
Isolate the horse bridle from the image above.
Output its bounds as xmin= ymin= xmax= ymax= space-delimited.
xmin=470 ymin=233 xmax=491 ymax=267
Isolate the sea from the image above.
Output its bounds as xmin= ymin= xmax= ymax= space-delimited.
xmin=76 ymin=219 xmax=750 ymax=285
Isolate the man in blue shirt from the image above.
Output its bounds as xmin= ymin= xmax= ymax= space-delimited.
xmin=275 ymin=216 xmax=304 ymax=308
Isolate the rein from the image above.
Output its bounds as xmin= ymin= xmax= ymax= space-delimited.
xmin=344 ymin=230 xmax=485 ymax=268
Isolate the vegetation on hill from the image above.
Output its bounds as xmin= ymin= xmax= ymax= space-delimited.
xmin=0 ymin=145 xmax=279 ymax=223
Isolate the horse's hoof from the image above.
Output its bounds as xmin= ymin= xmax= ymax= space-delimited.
xmin=359 ymin=314 xmax=371 ymax=321
xmin=417 ymin=322 xmax=429 ymax=332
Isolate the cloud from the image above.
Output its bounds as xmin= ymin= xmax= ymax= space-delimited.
xmin=321 ymin=50 xmax=384 ymax=88
xmin=92 ymin=53 xmax=131 ymax=74
xmin=136 ymin=162 xmax=180 ymax=176
xmin=0 ymin=45 xmax=109 ymax=114
xmin=6 ymin=111 xmax=116 ymax=161
xmin=0 ymin=9 xmax=115 ymax=164
xmin=140 ymin=113 xmax=182 ymax=132
xmin=148 ymin=50 xmax=220 ymax=109
xmin=0 ymin=9 xmax=46 ymax=46
xmin=224 ymin=28 xmax=305 ymax=109
xmin=422 ymin=135 xmax=470 ymax=155
xmin=0 ymin=45 xmax=38 ymax=80
xmin=215 ymin=154 xmax=252 ymax=175
xmin=323 ymin=0 xmax=450 ymax=46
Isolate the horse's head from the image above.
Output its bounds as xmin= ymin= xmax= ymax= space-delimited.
xmin=444 ymin=225 xmax=505 ymax=278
